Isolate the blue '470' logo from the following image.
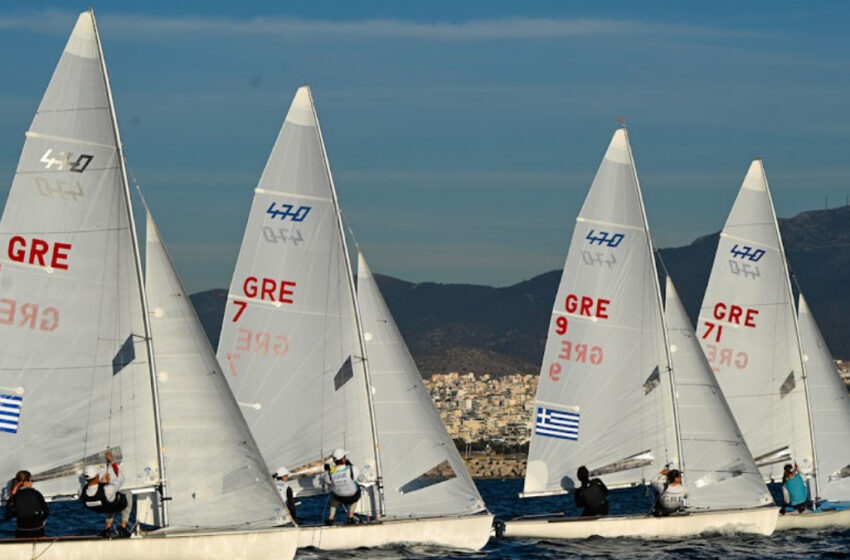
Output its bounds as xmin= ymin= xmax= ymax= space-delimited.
xmin=585 ymin=229 xmax=624 ymax=248
xmin=729 ymin=244 xmax=765 ymax=262
xmin=267 ymin=202 xmax=311 ymax=222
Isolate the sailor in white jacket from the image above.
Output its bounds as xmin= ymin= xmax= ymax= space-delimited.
xmin=80 ymin=450 xmax=133 ymax=538
xmin=323 ymin=448 xmax=363 ymax=525
xmin=651 ymin=467 xmax=688 ymax=516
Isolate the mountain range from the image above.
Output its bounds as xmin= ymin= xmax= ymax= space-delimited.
xmin=193 ymin=205 xmax=850 ymax=377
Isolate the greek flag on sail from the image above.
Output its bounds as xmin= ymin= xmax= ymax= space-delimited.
xmin=0 ymin=394 xmax=22 ymax=434
xmin=535 ymin=406 xmax=579 ymax=441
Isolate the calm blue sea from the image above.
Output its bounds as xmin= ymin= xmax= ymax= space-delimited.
xmin=2 ymin=479 xmax=848 ymax=558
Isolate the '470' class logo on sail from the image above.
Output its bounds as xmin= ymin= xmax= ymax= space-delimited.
xmin=40 ymin=149 xmax=93 ymax=173
xmin=582 ymin=229 xmax=625 ymax=269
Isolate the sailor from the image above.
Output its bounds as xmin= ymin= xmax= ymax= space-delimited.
xmin=273 ymin=466 xmax=298 ymax=522
xmin=573 ymin=465 xmax=609 ymax=517
xmin=780 ymin=463 xmax=808 ymax=515
xmin=323 ymin=448 xmax=362 ymax=525
xmin=3 ymin=470 xmax=49 ymax=538
xmin=651 ymin=467 xmax=688 ymax=516
xmin=80 ymin=450 xmax=133 ymax=538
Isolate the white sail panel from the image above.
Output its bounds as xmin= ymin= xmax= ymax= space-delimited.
xmin=356 ymin=253 xmax=485 ymax=518
xmin=146 ymin=214 xmax=286 ymax=528
xmin=524 ymin=129 xmax=676 ymax=496
xmin=0 ymin=12 xmax=158 ymax=502
xmin=217 ymin=86 xmax=376 ymax=492
xmin=665 ymin=278 xmax=773 ymax=509
xmin=798 ymin=295 xmax=850 ymax=503
xmin=697 ymin=160 xmax=812 ymax=482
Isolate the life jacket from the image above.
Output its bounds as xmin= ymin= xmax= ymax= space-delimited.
xmin=581 ymin=479 xmax=607 ymax=509
xmin=784 ymin=473 xmax=808 ymax=506
xmin=11 ymin=488 xmax=47 ymax=524
xmin=80 ymin=483 xmax=128 ymax=514
xmin=329 ymin=464 xmax=359 ymax=498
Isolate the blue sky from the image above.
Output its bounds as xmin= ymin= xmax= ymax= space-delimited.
xmin=1 ymin=2 xmax=849 ymax=292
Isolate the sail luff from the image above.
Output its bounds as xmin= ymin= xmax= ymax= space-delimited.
xmin=306 ymin=86 xmax=385 ymax=516
xmin=90 ymin=8 xmax=168 ymax=525
xmin=622 ymin=128 xmax=683 ymax=474
xmin=758 ymin=162 xmax=819 ymax=499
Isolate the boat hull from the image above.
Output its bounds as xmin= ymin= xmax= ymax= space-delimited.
xmin=775 ymin=508 xmax=850 ymax=531
xmin=0 ymin=526 xmax=299 ymax=560
xmin=502 ymin=507 xmax=778 ymax=539
xmin=297 ymin=512 xmax=493 ymax=550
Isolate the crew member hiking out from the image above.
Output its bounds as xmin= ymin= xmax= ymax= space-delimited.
xmin=574 ymin=465 xmax=609 ymax=517
xmin=651 ymin=467 xmax=688 ymax=516
xmin=80 ymin=450 xmax=133 ymax=538
xmin=3 ymin=470 xmax=48 ymax=538
xmin=323 ymin=448 xmax=361 ymax=526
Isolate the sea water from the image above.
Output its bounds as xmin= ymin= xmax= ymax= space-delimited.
xmin=2 ymin=479 xmax=848 ymax=558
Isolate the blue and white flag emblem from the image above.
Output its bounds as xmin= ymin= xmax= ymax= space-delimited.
xmin=0 ymin=394 xmax=22 ymax=434
xmin=535 ymin=406 xmax=579 ymax=441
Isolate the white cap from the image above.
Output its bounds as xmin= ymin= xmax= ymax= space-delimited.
xmin=274 ymin=467 xmax=290 ymax=478
xmin=332 ymin=448 xmax=347 ymax=461
xmin=83 ymin=465 xmax=100 ymax=480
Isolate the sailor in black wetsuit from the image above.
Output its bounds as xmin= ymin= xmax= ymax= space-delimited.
xmin=4 ymin=470 xmax=49 ymax=538
xmin=574 ymin=465 xmax=609 ymax=517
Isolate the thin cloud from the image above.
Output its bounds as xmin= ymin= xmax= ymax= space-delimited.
xmin=0 ymin=10 xmax=761 ymax=42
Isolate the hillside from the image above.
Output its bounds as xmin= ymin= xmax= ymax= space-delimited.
xmin=193 ymin=205 xmax=850 ymax=376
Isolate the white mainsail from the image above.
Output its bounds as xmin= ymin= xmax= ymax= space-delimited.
xmin=665 ymin=278 xmax=773 ymax=509
xmin=145 ymin=214 xmax=286 ymax=528
xmin=523 ymin=128 xmax=678 ymax=496
xmin=356 ymin=253 xmax=486 ymax=518
xmin=0 ymin=11 xmax=160 ymax=503
xmin=697 ymin=160 xmax=813 ymax=482
xmin=797 ymin=294 xmax=850 ymax=503
xmin=217 ymin=86 xmax=378 ymax=497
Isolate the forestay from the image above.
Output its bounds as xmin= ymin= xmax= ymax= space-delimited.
xmin=145 ymin=215 xmax=286 ymax=528
xmin=0 ymin=12 xmax=158 ymax=503
xmin=523 ymin=128 xmax=677 ymax=496
xmin=697 ymin=160 xmax=813 ymax=482
xmin=665 ymin=278 xmax=773 ymax=509
xmin=217 ymin=86 xmax=377 ymax=495
xmin=797 ymin=295 xmax=850 ymax=503
xmin=356 ymin=253 xmax=485 ymax=518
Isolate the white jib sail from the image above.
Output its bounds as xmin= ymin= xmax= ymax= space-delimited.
xmin=665 ymin=278 xmax=773 ymax=509
xmin=356 ymin=253 xmax=486 ymax=518
xmin=0 ymin=11 xmax=159 ymax=502
xmin=697 ymin=160 xmax=813 ymax=482
xmin=797 ymin=294 xmax=850 ymax=503
xmin=523 ymin=128 xmax=677 ymax=497
xmin=217 ymin=86 xmax=377 ymax=497
xmin=145 ymin=214 xmax=287 ymax=528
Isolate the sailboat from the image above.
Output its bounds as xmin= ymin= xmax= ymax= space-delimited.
xmin=216 ymin=85 xmax=492 ymax=550
xmin=500 ymin=128 xmax=777 ymax=540
xmin=698 ymin=159 xmax=850 ymax=530
xmin=0 ymin=11 xmax=298 ymax=559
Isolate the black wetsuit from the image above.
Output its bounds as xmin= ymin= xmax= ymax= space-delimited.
xmin=4 ymin=487 xmax=49 ymax=538
xmin=575 ymin=478 xmax=609 ymax=517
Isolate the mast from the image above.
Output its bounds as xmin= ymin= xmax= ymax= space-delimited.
xmin=306 ymin=85 xmax=386 ymax=516
xmin=622 ymin=126 xmax=684 ymax=475
xmin=759 ymin=160 xmax=819 ymax=500
xmin=90 ymin=8 xmax=169 ymax=526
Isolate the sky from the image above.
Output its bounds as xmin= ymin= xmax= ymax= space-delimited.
xmin=1 ymin=1 xmax=849 ymax=292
